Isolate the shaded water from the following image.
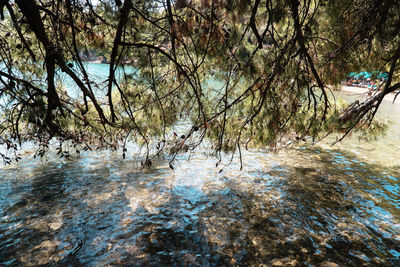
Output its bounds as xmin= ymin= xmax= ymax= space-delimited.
xmin=1 ymin=71 xmax=400 ymax=265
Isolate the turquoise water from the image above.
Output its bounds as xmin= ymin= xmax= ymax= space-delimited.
xmin=59 ymin=62 xmax=137 ymax=98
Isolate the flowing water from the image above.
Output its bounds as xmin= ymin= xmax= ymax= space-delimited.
xmin=1 ymin=65 xmax=400 ymax=266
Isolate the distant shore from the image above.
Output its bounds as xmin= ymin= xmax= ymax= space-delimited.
xmin=85 ymin=59 xmax=104 ymax=64
xmin=340 ymin=85 xmax=399 ymax=103
xmin=84 ymin=59 xmax=133 ymax=64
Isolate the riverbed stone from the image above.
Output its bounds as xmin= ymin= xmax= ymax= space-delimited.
xmin=271 ymin=259 xmax=285 ymax=266
xmin=49 ymin=221 xmax=63 ymax=230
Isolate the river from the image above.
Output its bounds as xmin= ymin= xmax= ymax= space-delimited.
xmin=0 ymin=64 xmax=399 ymax=266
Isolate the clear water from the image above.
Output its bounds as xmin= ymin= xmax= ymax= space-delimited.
xmin=1 ymin=65 xmax=400 ymax=266
xmin=58 ymin=62 xmax=137 ymax=99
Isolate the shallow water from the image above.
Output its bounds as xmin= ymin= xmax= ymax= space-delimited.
xmin=1 ymin=70 xmax=400 ymax=265
xmin=1 ymin=145 xmax=400 ymax=266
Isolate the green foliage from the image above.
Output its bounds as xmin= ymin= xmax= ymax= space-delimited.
xmin=0 ymin=0 xmax=399 ymax=165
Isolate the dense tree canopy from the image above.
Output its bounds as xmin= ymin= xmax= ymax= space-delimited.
xmin=0 ymin=0 xmax=399 ymax=167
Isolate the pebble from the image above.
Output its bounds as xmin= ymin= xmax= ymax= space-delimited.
xmin=320 ymin=261 xmax=340 ymax=267
xmin=301 ymin=248 xmax=308 ymax=253
xmin=272 ymin=260 xmax=285 ymax=266
xmin=49 ymin=222 xmax=63 ymax=230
